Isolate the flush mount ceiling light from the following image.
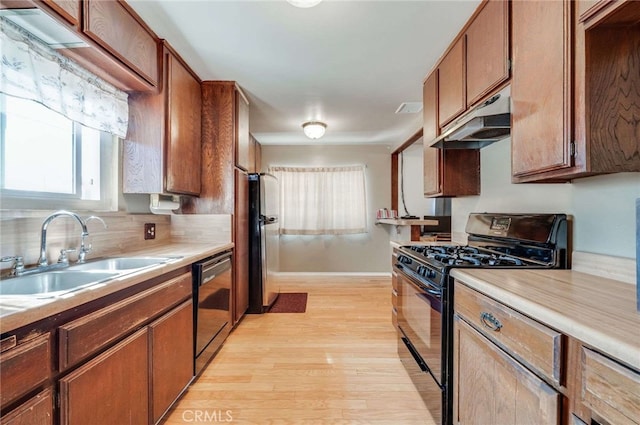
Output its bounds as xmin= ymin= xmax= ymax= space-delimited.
xmin=286 ymin=0 xmax=322 ymax=8
xmin=302 ymin=121 xmax=327 ymax=139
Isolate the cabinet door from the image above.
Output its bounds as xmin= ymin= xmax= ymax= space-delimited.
xmin=423 ymin=72 xmax=442 ymax=196
xmin=83 ymin=0 xmax=159 ymax=86
xmin=511 ymin=0 xmax=573 ymax=178
xmin=165 ymin=50 xmax=202 ymax=196
xmin=252 ymin=134 xmax=261 ymax=174
xmin=0 ymin=388 xmax=53 ymax=425
xmin=454 ymin=318 xmax=560 ymax=425
xmin=466 ymin=0 xmax=510 ymax=106
xmin=150 ymin=300 xmax=194 ymax=423
xmin=438 ymin=37 xmax=465 ymax=127
xmin=233 ymin=168 xmax=249 ymax=324
xmin=0 ymin=333 xmax=51 ymax=410
xmin=59 ymin=328 xmax=149 ymax=425
xmin=43 ymin=0 xmax=80 ymax=27
xmin=235 ymin=89 xmax=251 ymax=171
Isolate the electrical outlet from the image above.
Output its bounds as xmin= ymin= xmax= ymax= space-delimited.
xmin=144 ymin=223 xmax=156 ymax=240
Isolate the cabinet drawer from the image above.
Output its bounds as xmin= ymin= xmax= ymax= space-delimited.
xmin=0 ymin=333 xmax=52 ymax=409
xmin=454 ymin=282 xmax=563 ymax=385
xmin=581 ymin=347 xmax=640 ymax=425
xmin=59 ymin=272 xmax=191 ymax=370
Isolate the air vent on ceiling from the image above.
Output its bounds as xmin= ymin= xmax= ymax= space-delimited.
xmin=395 ymin=102 xmax=423 ymax=114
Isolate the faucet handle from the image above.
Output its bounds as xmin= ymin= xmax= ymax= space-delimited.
xmin=77 ymin=243 xmax=92 ymax=264
xmin=58 ymin=249 xmax=76 ymax=265
xmin=1 ymin=256 xmax=25 ymax=276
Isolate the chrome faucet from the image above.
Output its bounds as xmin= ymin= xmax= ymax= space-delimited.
xmin=38 ymin=210 xmax=88 ymax=267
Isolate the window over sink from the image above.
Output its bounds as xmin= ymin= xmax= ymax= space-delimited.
xmin=0 ymin=94 xmax=117 ymax=211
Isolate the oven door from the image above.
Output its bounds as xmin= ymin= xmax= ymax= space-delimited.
xmin=395 ymin=265 xmax=444 ymax=422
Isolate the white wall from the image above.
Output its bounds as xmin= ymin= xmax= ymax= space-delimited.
xmin=261 ymin=144 xmax=392 ymax=273
xmin=452 ymin=139 xmax=640 ymax=259
xmin=398 ymin=142 xmax=436 ymax=218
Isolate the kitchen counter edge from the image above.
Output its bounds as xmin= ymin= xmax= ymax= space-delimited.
xmin=0 ymin=242 xmax=234 ymax=334
xmin=450 ymin=268 xmax=640 ymax=372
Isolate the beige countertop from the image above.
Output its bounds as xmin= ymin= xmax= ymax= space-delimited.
xmin=0 ymin=242 xmax=233 ymax=334
xmin=450 ymin=268 xmax=640 ymax=371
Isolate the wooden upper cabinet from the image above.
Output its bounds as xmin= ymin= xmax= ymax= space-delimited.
xmin=423 ymin=72 xmax=441 ymax=196
xmin=82 ymin=0 xmax=159 ymax=87
xmin=465 ymin=0 xmax=510 ymax=106
xmin=42 ymin=0 xmax=80 ymax=27
xmin=424 ymin=70 xmax=480 ymax=198
xmin=124 ymin=44 xmax=202 ymax=196
xmin=511 ymin=0 xmax=573 ymax=179
xmin=235 ymin=89 xmax=251 ymax=171
xmin=253 ymin=135 xmax=262 ymax=173
xmin=165 ymin=49 xmax=202 ymax=195
xmin=511 ymin=0 xmax=640 ymax=182
xmin=438 ymin=37 xmax=465 ymax=127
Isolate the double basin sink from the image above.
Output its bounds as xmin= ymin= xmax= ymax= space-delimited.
xmin=0 ymin=257 xmax=183 ymax=298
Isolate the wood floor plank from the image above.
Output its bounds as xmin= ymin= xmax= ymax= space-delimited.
xmin=161 ymin=276 xmax=434 ymax=424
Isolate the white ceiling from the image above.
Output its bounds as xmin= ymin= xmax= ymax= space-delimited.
xmin=127 ymin=0 xmax=481 ymax=148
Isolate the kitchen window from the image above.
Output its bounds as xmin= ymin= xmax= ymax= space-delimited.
xmin=270 ymin=165 xmax=367 ymax=235
xmin=0 ymin=94 xmax=117 ymax=210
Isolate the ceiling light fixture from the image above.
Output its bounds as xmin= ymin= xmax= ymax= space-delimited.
xmin=286 ymin=0 xmax=322 ymax=8
xmin=302 ymin=121 xmax=327 ymax=139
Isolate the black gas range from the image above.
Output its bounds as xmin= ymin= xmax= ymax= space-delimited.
xmin=393 ymin=213 xmax=569 ymax=425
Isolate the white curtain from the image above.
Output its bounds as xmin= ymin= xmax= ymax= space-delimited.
xmin=270 ymin=165 xmax=367 ymax=235
xmin=0 ymin=18 xmax=129 ymax=137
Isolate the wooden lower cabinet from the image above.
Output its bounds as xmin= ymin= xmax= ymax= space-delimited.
xmin=150 ymin=300 xmax=194 ymax=423
xmin=0 ymin=388 xmax=53 ymax=425
xmin=453 ymin=317 xmax=561 ymax=425
xmin=59 ymin=328 xmax=150 ymax=425
xmin=0 ymin=333 xmax=51 ymax=411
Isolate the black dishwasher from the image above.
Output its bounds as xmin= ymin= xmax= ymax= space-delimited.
xmin=192 ymin=250 xmax=232 ymax=376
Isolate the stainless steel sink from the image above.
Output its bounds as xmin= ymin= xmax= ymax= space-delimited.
xmin=0 ymin=256 xmax=183 ymax=299
xmin=70 ymin=257 xmax=179 ymax=272
xmin=0 ymin=271 xmax=119 ymax=296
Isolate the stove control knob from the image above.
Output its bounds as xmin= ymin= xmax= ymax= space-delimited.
xmin=427 ymin=269 xmax=437 ymax=279
xmin=398 ymin=255 xmax=412 ymax=265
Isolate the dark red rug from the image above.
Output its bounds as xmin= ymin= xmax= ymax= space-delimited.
xmin=268 ymin=293 xmax=308 ymax=313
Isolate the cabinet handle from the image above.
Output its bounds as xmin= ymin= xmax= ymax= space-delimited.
xmin=480 ymin=312 xmax=502 ymax=331
xmin=0 ymin=335 xmax=17 ymax=352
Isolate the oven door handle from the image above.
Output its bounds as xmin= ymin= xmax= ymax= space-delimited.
xmin=400 ymin=336 xmax=430 ymax=373
xmin=396 ymin=264 xmax=442 ymax=298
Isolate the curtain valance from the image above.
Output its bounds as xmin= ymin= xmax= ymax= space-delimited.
xmin=0 ymin=17 xmax=129 ymax=137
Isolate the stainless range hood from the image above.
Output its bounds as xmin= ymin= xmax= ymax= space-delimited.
xmin=430 ymin=86 xmax=511 ymax=149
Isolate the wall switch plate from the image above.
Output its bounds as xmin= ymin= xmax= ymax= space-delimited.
xmin=144 ymin=223 xmax=156 ymax=240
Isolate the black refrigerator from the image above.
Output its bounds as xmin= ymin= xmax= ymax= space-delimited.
xmin=248 ymin=173 xmax=280 ymax=313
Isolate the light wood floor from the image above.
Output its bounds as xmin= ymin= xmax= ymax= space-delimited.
xmin=162 ymin=276 xmax=436 ymax=425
